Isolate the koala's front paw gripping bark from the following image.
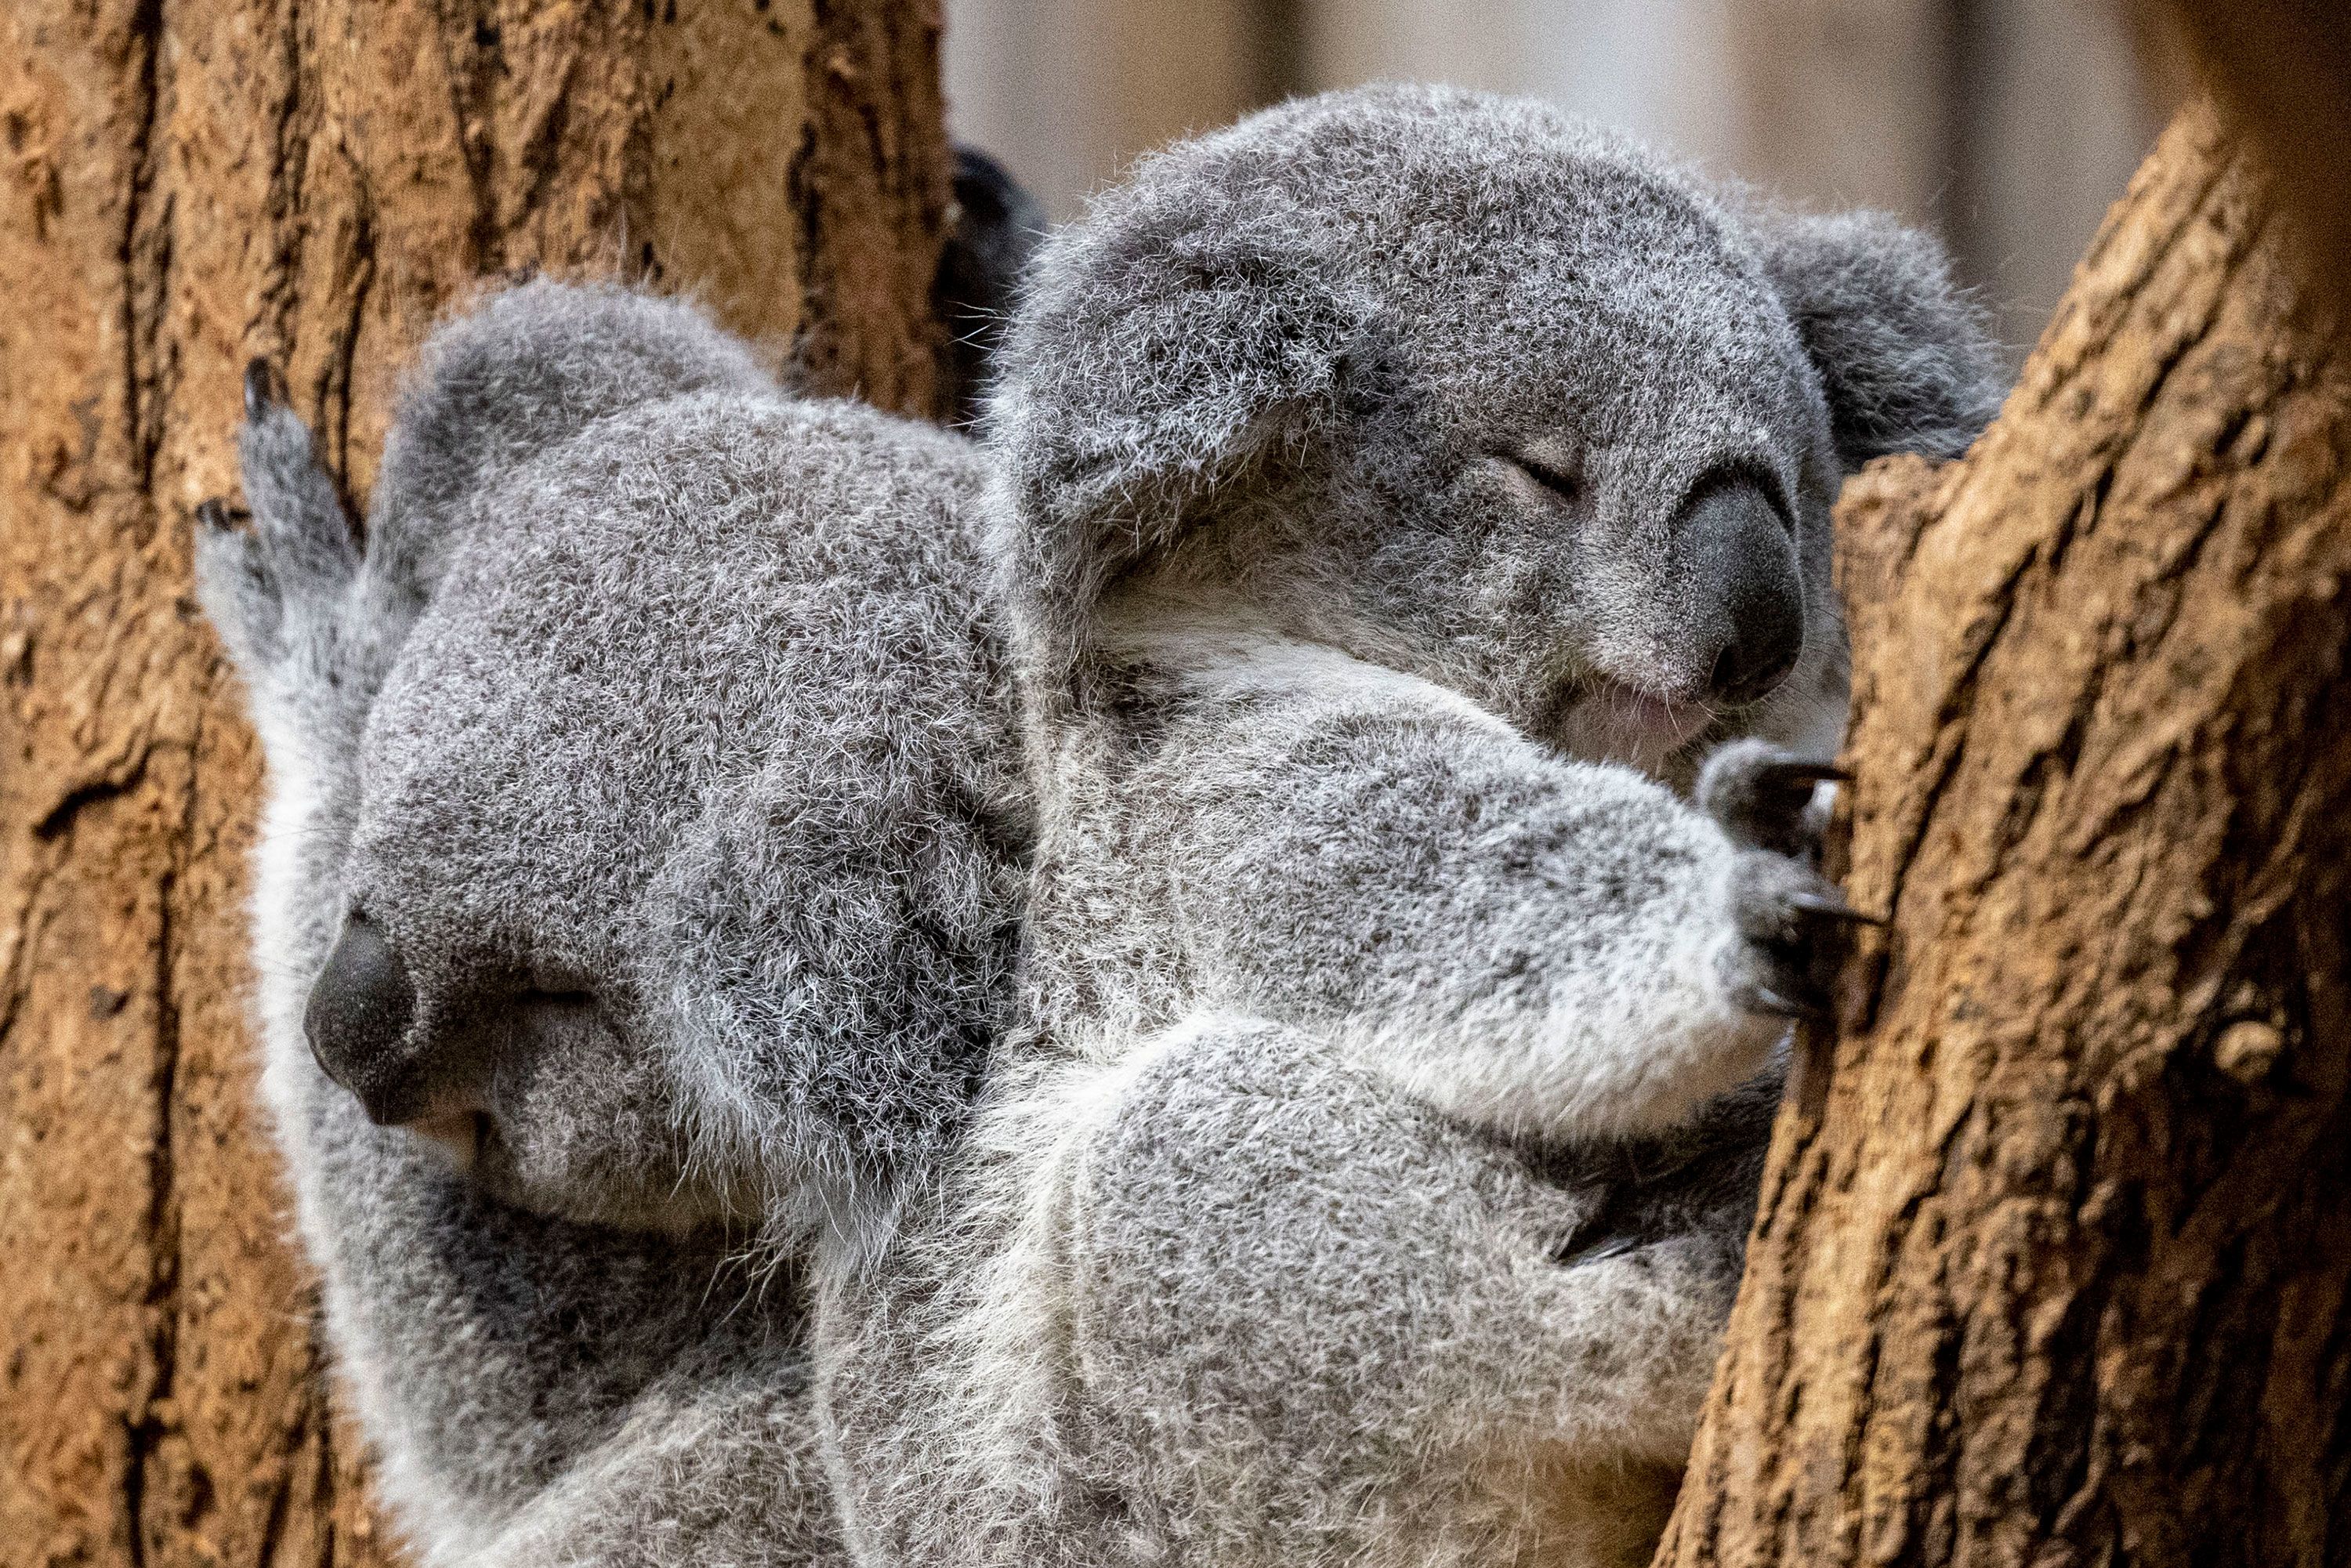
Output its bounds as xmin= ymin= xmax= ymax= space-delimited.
xmin=1699 ymin=739 xmax=1882 ymax=1020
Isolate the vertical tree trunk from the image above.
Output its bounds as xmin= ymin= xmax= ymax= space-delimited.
xmin=2146 ymin=2 xmax=2351 ymax=302
xmin=1656 ymin=101 xmax=2350 ymax=1568
xmin=0 ymin=5 xmax=951 ymax=1566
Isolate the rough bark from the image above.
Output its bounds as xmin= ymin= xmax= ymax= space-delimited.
xmin=1655 ymin=101 xmax=2351 ymax=1568
xmin=0 ymin=5 xmax=951 ymax=1566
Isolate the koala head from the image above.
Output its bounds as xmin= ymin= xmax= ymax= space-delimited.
xmin=936 ymin=143 xmax=1052 ymax=428
xmin=989 ymin=84 xmax=2005 ymax=775
xmin=200 ymin=281 xmax=1019 ymax=1238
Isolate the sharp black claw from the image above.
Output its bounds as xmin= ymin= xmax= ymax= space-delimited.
xmin=1556 ymin=1233 xmax=1639 ymax=1267
xmin=1790 ymin=891 xmax=1889 ymax=926
xmin=1755 ymin=759 xmax=1851 ymax=789
xmin=194 ymin=498 xmax=230 ymax=532
xmin=1750 ymin=984 xmax=1829 ymax=1021
xmin=244 ymin=358 xmax=279 ymax=419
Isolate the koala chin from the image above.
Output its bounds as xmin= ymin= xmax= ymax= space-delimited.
xmin=197 ymin=282 xmax=1025 ymax=1564
xmin=813 ymin=83 xmax=2004 ymax=1567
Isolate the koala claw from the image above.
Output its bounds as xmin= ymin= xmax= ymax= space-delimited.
xmin=1698 ymin=738 xmax=1844 ymax=860
xmin=1722 ymin=849 xmax=1870 ymax=1023
xmin=194 ymin=497 xmax=235 ymax=534
xmin=1555 ymin=1231 xmax=1641 ymax=1267
xmin=244 ymin=357 xmax=281 ymax=419
xmin=1744 ymin=983 xmax=1825 ymax=1022
xmin=1753 ymin=758 xmax=1849 ymax=789
xmin=1786 ymin=889 xmax=1886 ymax=926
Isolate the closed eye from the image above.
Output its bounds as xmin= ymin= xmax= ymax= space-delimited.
xmin=1501 ymin=451 xmax=1584 ymax=506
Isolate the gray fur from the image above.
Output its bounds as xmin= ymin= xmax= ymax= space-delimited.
xmin=819 ymin=84 xmax=2002 ymax=1566
xmin=1751 ymin=205 xmax=2009 ymax=469
xmin=197 ymin=85 xmax=2004 ymax=1568
xmin=984 ymin=86 xmax=1999 ymax=776
xmin=196 ymin=281 xmax=1023 ymax=1565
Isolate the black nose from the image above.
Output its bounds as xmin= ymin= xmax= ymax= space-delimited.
xmin=304 ymin=914 xmax=424 ymax=1125
xmin=1679 ymin=481 xmax=1805 ymax=708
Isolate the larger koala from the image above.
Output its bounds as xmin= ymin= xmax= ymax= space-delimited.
xmin=195 ymin=282 xmax=1025 ymax=1563
xmin=816 ymin=85 xmax=2002 ymax=1566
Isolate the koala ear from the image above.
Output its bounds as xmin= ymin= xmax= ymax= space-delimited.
xmin=987 ymin=184 xmax=1366 ymax=675
xmin=368 ymin=280 xmax=773 ymax=597
xmin=1755 ymin=208 xmax=2007 ymax=473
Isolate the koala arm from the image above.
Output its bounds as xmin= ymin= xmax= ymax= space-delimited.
xmin=817 ymin=1016 xmax=1755 ymax=1565
xmin=1110 ymin=632 xmax=1798 ymax=1143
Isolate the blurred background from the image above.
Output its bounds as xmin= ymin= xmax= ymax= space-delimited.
xmin=941 ymin=0 xmax=2165 ymax=363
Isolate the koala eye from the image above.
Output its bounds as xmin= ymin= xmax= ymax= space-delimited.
xmin=1498 ymin=451 xmax=1585 ymax=507
xmin=473 ymin=970 xmax=601 ymax=1037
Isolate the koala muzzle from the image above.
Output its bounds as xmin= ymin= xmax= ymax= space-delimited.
xmin=1680 ymin=481 xmax=1804 ymax=708
xmin=304 ymin=914 xmax=427 ymax=1126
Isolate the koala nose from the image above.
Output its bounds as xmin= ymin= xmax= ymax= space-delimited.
xmin=1679 ymin=481 xmax=1805 ymax=708
xmin=304 ymin=914 xmax=426 ymax=1126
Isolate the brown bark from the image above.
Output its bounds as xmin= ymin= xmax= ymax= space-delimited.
xmin=2145 ymin=2 xmax=2351 ymax=301
xmin=0 ymin=5 xmax=951 ymax=1566
xmin=1655 ymin=101 xmax=2351 ymax=1568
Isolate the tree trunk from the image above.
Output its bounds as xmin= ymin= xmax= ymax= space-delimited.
xmin=2146 ymin=2 xmax=2351 ymax=303
xmin=1655 ymin=100 xmax=2351 ymax=1568
xmin=0 ymin=5 xmax=951 ymax=1566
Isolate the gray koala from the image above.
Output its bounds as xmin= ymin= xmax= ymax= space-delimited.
xmin=815 ymin=85 xmax=2002 ymax=1566
xmin=938 ymin=143 xmax=1053 ymax=427
xmin=195 ymin=281 xmax=1025 ymax=1563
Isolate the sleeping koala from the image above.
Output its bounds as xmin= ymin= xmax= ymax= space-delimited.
xmin=196 ymin=281 xmax=1023 ymax=1564
xmin=815 ymin=85 xmax=2003 ymax=1566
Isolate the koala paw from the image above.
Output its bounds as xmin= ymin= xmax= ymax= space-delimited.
xmin=192 ymin=490 xmax=287 ymax=669
xmin=1719 ymin=850 xmax=1882 ymax=1020
xmin=1700 ymin=742 xmax=1882 ymax=1022
xmin=1696 ymin=737 xmax=1844 ymax=860
xmin=239 ymin=363 xmax=358 ymax=572
xmin=194 ymin=359 xmax=360 ymax=677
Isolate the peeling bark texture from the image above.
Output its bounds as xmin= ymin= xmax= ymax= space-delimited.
xmin=0 ymin=4 xmax=950 ymax=1566
xmin=1654 ymin=102 xmax=2351 ymax=1568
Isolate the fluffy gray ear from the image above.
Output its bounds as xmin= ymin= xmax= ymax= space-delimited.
xmin=368 ymin=279 xmax=773 ymax=594
xmin=987 ymin=181 xmax=1366 ymax=671
xmin=1757 ymin=209 xmax=2007 ymax=472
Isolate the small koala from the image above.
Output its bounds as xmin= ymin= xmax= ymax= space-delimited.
xmin=196 ymin=281 xmax=1025 ymax=1563
xmin=815 ymin=85 xmax=2002 ymax=1566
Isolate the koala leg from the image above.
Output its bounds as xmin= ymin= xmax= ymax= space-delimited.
xmin=820 ymin=1015 xmax=1744 ymax=1568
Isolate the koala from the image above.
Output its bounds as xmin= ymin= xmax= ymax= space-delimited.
xmin=937 ymin=143 xmax=1052 ymax=427
xmin=815 ymin=85 xmax=2003 ymax=1566
xmin=195 ymin=281 xmax=1026 ymax=1564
